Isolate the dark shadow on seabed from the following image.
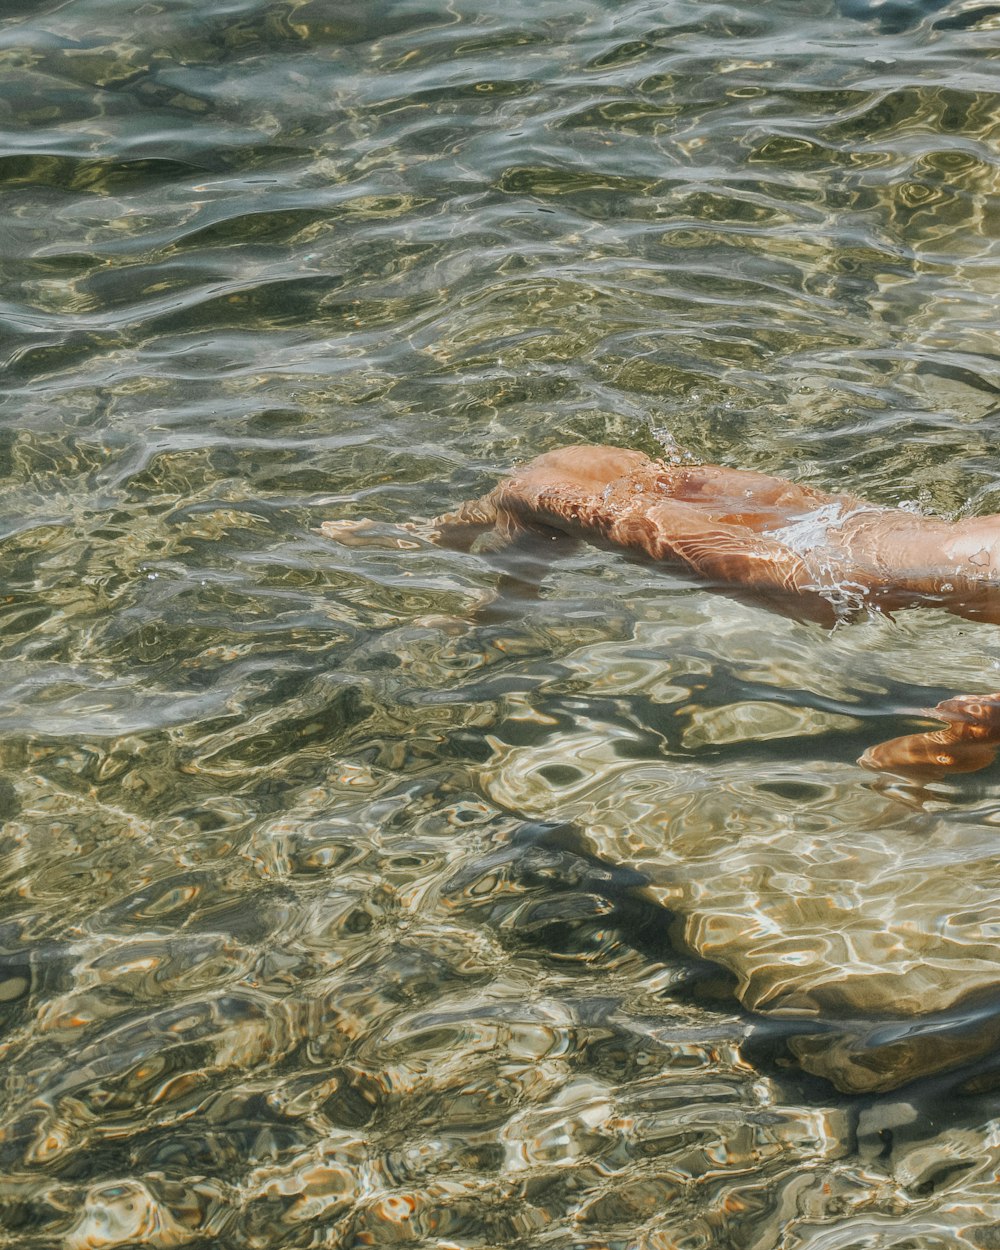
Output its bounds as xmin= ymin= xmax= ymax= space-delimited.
xmin=335 ymin=448 xmax=1000 ymax=1149
xmin=445 ymin=817 xmax=1000 ymax=1165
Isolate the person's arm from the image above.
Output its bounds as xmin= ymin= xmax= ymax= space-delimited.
xmin=859 ymin=694 xmax=1000 ymax=780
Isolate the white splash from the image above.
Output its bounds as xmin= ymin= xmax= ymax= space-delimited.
xmin=766 ymin=503 xmax=875 ymax=620
xmin=765 ymin=501 xmax=851 ymax=555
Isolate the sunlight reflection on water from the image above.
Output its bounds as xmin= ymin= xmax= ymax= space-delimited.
xmin=3 ymin=0 xmax=1000 ymax=1245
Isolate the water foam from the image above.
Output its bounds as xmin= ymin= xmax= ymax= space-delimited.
xmin=766 ymin=502 xmax=875 ymax=619
xmin=765 ymin=501 xmax=851 ymax=555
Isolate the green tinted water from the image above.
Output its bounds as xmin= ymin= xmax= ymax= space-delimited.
xmin=2 ymin=0 xmax=1000 ymax=1245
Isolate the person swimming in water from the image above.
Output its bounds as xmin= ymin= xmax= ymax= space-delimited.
xmin=322 ymin=444 xmax=1000 ymax=781
xmin=425 ymin=444 xmax=1000 ymax=627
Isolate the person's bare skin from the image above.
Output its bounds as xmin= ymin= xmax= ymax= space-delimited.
xmin=858 ymin=694 xmax=1000 ymax=781
xmin=430 ymin=445 xmax=1000 ymax=625
xmin=322 ymin=444 xmax=1000 ymax=782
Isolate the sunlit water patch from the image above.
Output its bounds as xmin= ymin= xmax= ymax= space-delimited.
xmin=3 ymin=0 xmax=1000 ymax=1246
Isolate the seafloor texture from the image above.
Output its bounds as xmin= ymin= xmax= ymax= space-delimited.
xmin=3 ymin=0 xmax=1000 ymax=1247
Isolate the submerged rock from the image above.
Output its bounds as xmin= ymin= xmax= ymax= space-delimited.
xmin=478 ymin=612 xmax=1000 ymax=1095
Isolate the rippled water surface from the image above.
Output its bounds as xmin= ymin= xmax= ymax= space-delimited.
xmin=4 ymin=0 xmax=1000 ymax=1245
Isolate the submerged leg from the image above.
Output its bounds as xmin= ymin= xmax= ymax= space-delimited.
xmin=627 ymin=498 xmax=841 ymax=625
xmin=656 ymin=464 xmax=850 ymax=521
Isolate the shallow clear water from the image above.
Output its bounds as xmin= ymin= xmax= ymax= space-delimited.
xmin=3 ymin=0 xmax=1000 ymax=1245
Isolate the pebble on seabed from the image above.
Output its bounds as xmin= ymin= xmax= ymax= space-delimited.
xmin=64 ymin=1180 xmax=197 ymax=1250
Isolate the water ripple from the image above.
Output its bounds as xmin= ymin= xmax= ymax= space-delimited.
xmin=3 ymin=0 xmax=1000 ymax=1245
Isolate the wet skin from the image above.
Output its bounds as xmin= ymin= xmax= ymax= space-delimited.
xmin=324 ymin=445 xmax=1000 ymax=781
xmin=433 ymin=445 xmax=1000 ymax=627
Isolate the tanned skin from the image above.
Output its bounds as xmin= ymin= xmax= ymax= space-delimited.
xmin=323 ymin=445 xmax=1000 ymax=782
